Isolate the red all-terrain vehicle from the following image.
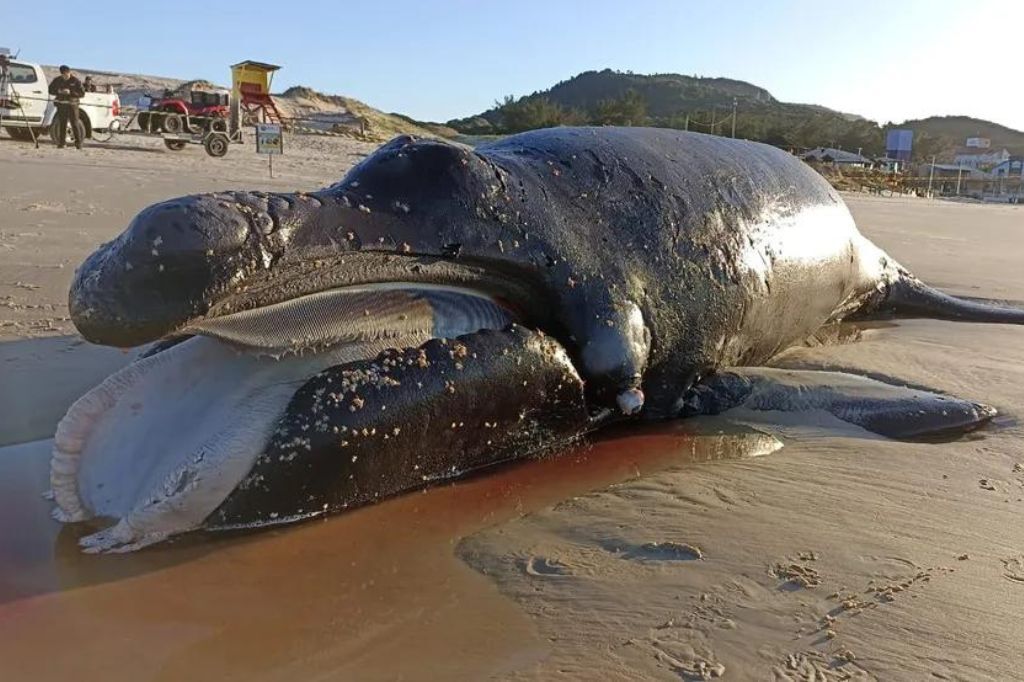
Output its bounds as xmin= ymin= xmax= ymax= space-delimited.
xmin=136 ymin=89 xmax=230 ymax=134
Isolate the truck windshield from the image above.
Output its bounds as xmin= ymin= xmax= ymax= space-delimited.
xmin=7 ymin=63 xmax=37 ymax=83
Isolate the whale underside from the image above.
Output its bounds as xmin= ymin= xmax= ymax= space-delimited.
xmin=51 ymin=127 xmax=1024 ymax=552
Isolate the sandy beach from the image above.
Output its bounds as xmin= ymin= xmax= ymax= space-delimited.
xmin=1 ymin=132 xmax=1023 ymax=681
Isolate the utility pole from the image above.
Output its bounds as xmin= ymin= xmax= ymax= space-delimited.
xmin=711 ymin=108 xmax=717 ymax=135
xmin=731 ymin=98 xmax=737 ymax=138
xmin=684 ymin=113 xmax=689 ymax=131
xmin=927 ymin=155 xmax=936 ymax=197
xmin=956 ymin=162 xmax=963 ymax=195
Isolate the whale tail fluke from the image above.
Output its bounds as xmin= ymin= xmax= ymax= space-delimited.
xmin=863 ymin=277 xmax=1024 ymax=325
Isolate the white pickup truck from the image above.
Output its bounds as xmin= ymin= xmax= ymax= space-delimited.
xmin=1 ymin=58 xmax=120 ymax=141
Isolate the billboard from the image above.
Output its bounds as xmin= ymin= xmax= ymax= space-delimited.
xmin=966 ymin=137 xmax=991 ymax=148
xmin=885 ymin=129 xmax=913 ymax=162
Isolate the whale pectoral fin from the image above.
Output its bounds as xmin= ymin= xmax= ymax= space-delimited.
xmin=679 ymin=367 xmax=997 ymax=440
xmin=205 ymin=325 xmax=591 ymax=530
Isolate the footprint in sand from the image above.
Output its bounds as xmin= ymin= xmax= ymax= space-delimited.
xmin=1001 ymin=556 xmax=1024 ymax=584
xmin=624 ymin=541 xmax=705 ymax=562
xmin=19 ymin=203 xmax=66 ymax=213
xmin=770 ymin=561 xmax=821 ymax=589
xmin=524 ymin=555 xmax=572 ymax=578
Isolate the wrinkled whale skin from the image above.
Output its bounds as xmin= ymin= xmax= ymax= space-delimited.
xmin=71 ymin=128 xmax=922 ymax=412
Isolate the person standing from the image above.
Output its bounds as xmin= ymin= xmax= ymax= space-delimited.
xmin=83 ymin=75 xmax=97 ymax=92
xmin=48 ymin=65 xmax=85 ymax=149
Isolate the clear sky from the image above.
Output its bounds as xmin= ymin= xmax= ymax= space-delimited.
xmin=7 ymin=0 xmax=1023 ymax=130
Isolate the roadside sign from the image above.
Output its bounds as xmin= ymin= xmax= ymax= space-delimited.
xmin=255 ymin=123 xmax=282 ymax=178
xmin=256 ymin=123 xmax=282 ymax=155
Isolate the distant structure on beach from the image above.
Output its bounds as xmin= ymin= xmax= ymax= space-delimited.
xmin=991 ymin=155 xmax=1024 ymax=178
xmin=801 ymin=147 xmax=873 ymax=167
xmin=885 ymin=129 xmax=913 ymax=162
xmin=954 ymin=143 xmax=1011 ymax=170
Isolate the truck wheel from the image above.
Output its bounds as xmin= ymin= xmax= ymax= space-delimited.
xmin=162 ymin=114 xmax=183 ymax=134
xmin=209 ymin=118 xmax=228 ymax=133
xmin=164 ymin=139 xmax=187 ymax=151
xmin=203 ymin=132 xmax=229 ymax=157
xmin=137 ymin=111 xmax=151 ymax=131
xmin=4 ymin=127 xmax=34 ymax=142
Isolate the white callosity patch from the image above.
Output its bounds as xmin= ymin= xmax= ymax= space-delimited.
xmin=50 ymin=285 xmax=514 ymax=552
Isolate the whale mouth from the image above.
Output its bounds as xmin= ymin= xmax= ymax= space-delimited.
xmin=50 ymin=284 xmax=515 ymax=553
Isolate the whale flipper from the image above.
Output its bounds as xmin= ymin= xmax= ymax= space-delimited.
xmin=679 ymin=367 xmax=997 ymax=440
xmin=207 ymin=326 xmax=590 ymax=530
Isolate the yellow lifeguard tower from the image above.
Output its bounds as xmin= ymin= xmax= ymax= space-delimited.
xmin=230 ymin=60 xmax=283 ymax=127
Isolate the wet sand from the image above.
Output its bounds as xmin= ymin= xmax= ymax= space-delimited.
xmin=2 ymin=134 xmax=1024 ymax=680
xmin=0 ymin=421 xmax=777 ymax=681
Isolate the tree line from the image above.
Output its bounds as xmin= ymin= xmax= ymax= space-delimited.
xmin=472 ymin=90 xmax=961 ymax=160
xmin=492 ymin=89 xmax=649 ymax=131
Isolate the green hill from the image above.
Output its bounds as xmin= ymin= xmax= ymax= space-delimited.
xmin=447 ymin=69 xmax=1021 ymax=161
xmin=507 ymin=69 xmax=776 ymax=117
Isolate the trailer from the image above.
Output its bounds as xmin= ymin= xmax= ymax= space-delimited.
xmin=100 ymin=103 xmax=241 ymax=157
xmin=99 ymin=110 xmax=239 ymax=156
xmin=159 ymin=129 xmax=235 ymax=157
xmin=87 ymin=60 xmax=290 ymax=159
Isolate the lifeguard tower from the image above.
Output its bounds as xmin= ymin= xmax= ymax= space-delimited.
xmin=230 ymin=60 xmax=284 ymax=128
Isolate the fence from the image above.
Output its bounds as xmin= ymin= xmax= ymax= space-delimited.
xmin=806 ymin=163 xmax=1024 ymax=201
